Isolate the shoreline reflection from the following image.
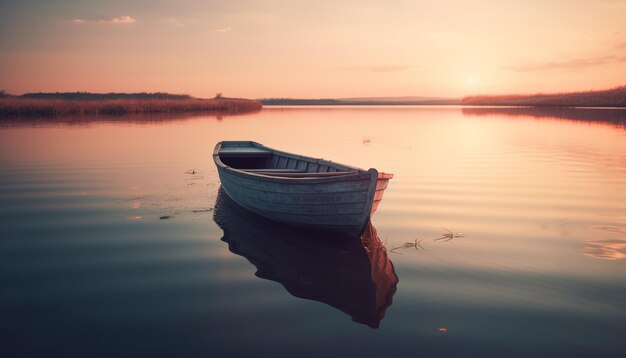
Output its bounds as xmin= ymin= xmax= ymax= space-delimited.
xmin=462 ymin=107 xmax=626 ymax=128
xmin=213 ymin=188 xmax=398 ymax=328
xmin=0 ymin=111 xmax=259 ymax=128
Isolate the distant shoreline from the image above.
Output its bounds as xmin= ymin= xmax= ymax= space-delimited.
xmin=2 ymin=87 xmax=625 ymax=117
xmin=462 ymin=86 xmax=626 ymax=108
xmin=260 ymin=98 xmax=461 ymax=106
xmin=0 ymin=92 xmax=262 ymax=118
xmin=261 ymin=86 xmax=626 ymax=108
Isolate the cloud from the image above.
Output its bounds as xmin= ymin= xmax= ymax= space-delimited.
xmin=164 ymin=18 xmax=184 ymax=27
xmin=214 ymin=27 xmax=232 ymax=32
xmin=72 ymin=16 xmax=136 ymax=25
xmin=102 ymin=16 xmax=136 ymax=24
xmin=339 ymin=65 xmax=413 ymax=73
xmin=502 ymin=55 xmax=626 ymax=72
xmin=616 ymin=42 xmax=626 ymax=50
xmin=367 ymin=66 xmax=412 ymax=73
xmin=598 ymin=0 xmax=626 ymax=10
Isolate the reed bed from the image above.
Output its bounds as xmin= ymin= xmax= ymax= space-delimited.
xmin=0 ymin=97 xmax=262 ymax=117
xmin=462 ymin=85 xmax=626 ymax=107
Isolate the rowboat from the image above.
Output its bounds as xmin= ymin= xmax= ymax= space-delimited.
xmin=213 ymin=188 xmax=398 ymax=328
xmin=213 ymin=141 xmax=393 ymax=237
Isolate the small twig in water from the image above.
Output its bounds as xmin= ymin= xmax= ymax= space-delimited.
xmin=435 ymin=227 xmax=464 ymax=242
xmin=192 ymin=208 xmax=213 ymax=213
xmin=391 ymin=237 xmax=426 ymax=254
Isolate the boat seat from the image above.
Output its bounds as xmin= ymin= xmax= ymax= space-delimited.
xmin=243 ymin=169 xmax=360 ymax=177
xmin=219 ymin=147 xmax=272 ymax=157
xmin=251 ymin=171 xmax=359 ymax=177
xmin=243 ymin=168 xmax=306 ymax=173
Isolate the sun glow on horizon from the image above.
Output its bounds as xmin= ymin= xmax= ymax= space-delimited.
xmin=466 ymin=76 xmax=478 ymax=87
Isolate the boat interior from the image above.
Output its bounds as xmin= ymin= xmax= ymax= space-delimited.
xmin=217 ymin=143 xmax=360 ymax=177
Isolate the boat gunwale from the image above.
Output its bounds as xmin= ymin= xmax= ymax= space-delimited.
xmin=213 ymin=141 xmax=378 ymax=184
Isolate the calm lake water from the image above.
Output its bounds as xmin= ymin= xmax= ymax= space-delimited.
xmin=1 ymin=106 xmax=625 ymax=357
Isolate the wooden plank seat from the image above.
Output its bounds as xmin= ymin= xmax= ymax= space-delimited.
xmin=244 ymin=170 xmax=360 ymax=177
xmin=243 ymin=168 xmax=306 ymax=173
xmin=219 ymin=147 xmax=272 ymax=157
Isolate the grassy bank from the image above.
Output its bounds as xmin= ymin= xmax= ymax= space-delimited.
xmin=462 ymin=86 xmax=626 ymax=107
xmin=0 ymin=93 xmax=262 ymax=117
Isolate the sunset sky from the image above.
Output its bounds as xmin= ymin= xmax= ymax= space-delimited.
xmin=1 ymin=0 xmax=625 ymax=98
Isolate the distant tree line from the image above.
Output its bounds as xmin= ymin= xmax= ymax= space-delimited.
xmin=462 ymin=86 xmax=626 ymax=107
xmin=261 ymin=98 xmax=344 ymax=105
xmin=261 ymin=98 xmax=461 ymax=105
xmin=20 ymin=92 xmax=193 ymax=100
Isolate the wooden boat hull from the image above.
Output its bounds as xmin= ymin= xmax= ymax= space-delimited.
xmin=213 ymin=141 xmax=392 ymax=237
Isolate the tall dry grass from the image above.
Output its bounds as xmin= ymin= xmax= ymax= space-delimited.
xmin=0 ymin=98 xmax=262 ymax=117
xmin=462 ymin=86 xmax=626 ymax=107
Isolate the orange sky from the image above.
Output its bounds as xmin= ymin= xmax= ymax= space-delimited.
xmin=1 ymin=0 xmax=625 ymax=98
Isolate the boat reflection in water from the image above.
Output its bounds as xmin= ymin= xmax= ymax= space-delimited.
xmin=213 ymin=187 xmax=398 ymax=328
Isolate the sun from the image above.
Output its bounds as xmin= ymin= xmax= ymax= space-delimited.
xmin=466 ymin=76 xmax=478 ymax=86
